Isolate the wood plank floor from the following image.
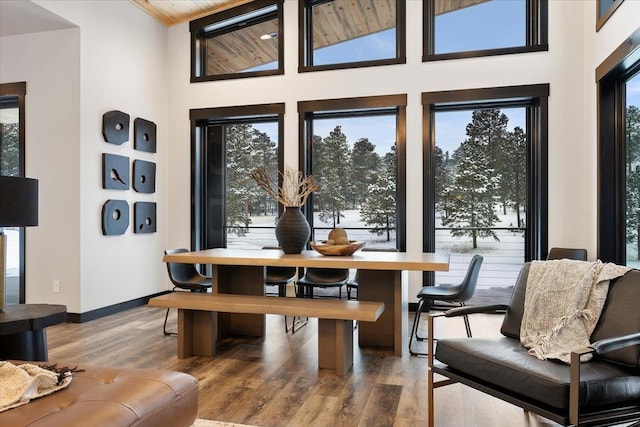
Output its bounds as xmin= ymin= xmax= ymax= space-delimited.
xmin=46 ymin=306 xmax=565 ymax=427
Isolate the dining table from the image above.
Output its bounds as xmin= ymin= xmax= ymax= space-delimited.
xmin=163 ymin=248 xmax=449 ymax=357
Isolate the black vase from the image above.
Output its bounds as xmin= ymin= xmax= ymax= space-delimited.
xmin=275 ymin=206 xmax=311 ymax=254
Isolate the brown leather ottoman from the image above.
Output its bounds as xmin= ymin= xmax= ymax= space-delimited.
xmin=0 ymin=363 xmax=198 ymax=427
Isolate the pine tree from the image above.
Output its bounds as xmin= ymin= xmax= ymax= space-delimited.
xmin=314 ymin=126 xmax=351 ymax=227
xmin=501 ymin=126 xmax=527 ymax=228
xmin=434 ymin=145 xmax=454 ymax=216
xmin=225 ymin=124 xmax=258 ymax=236
xmin=251 ymin=128 xmax=278 ymax=216
xmin=626 ymin=106 xmax=640 ymax=259
xmin=360 ymin=145 xmax=396 ymax=241
xmin=351 ymin=138 xmax=380 ymax=207
xmin=0 ymin=123 xmax=19 ymax=176
xmin=442 ymin=110 xmax=501 ymax=249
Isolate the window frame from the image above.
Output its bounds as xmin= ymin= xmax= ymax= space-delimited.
xmin=190 ymin=103 xmax=285 ymax=251
xmin=298 ymin=94 xmax=407 ymax=251
xmin=422 ymin=84 xmax=549 ymax=284
xmin=0 ymin=81 xmax=27 ymax=304
xmin=190 ymin=0 xmax=284 ymax=82
xmin=596 ymin=0 xmax=624 ymax=32
xmin=298 ymin=0 xmax=407 ymax=73
xmin=423 ymin=0 xmax=548 ymax=62
xmin=597 ymin=28 xmax=640 ymax=264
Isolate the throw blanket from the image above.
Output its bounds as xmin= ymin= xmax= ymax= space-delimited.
xmin=0 ymin=362 xmax=73 ymax=412
xmin=520 ymin=259 xmax=630 ymax=363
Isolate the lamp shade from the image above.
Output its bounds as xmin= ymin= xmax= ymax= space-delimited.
xmin=0 ymin=176 xmax=38 ymax=227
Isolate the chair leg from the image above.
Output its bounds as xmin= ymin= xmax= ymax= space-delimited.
xmin=163 ymin=308 xmax=177 ymax=336
xmin=463 ymin=314 xmax=472 ymax=338
xmin=409 ymin=299 xmax=428 ymax=356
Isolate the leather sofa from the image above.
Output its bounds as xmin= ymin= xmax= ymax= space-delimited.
xmin=0 ymin=363 xmax=198 ymax=427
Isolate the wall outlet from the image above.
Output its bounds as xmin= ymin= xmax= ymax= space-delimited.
xmin=53 ymin=280 xmax=60 ymax=293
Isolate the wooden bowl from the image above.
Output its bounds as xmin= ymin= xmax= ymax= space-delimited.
xmin=310 ymin=240 xmax=365 ymax=256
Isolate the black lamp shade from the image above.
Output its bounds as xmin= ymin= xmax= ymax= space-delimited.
xmin=0 ymin=176 xmax=38 ymax=227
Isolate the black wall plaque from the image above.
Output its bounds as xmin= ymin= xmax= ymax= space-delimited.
xmin=134 ymin=202 xmax=156 ymax=233
xmin=102 ymin=154 xmax=130 ymax=190
xmin=102 ymin=200 xmax=129 ymax=235
xmin=102 ymin=110 xmax=130 ymax=145
xmin=134 ymin=118 xmax=157 ymax=153
xmin=133 ymin=160 xmax=156 ymax=193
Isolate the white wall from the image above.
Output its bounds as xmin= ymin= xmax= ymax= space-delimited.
xmin=1 ymin=27 xmax=82 ymax=311
xmin=2 ymin=0 xmax=170 ymax=313
xmin=167 ymin=0 xmax=627 ymax=297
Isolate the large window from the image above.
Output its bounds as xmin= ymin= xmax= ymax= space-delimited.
xmin=299 ymin=0 xmax=406 ymax=72
xmin=0 ymin=82 xmax=26 ymax=304
xmin=191 ymin=104 xmax=284 ymax=251
xmin=190 ymin=0 xmax=283 ymax=82
xmin=598 ymin=28 xmax=640 ymax=266
xmin=298 ymin=95 xmax=407 ymax=250
xmin=423 ymin=0 xmax=548 ymax=61
xmin=423 ymin=85 xmax=549 ymax=287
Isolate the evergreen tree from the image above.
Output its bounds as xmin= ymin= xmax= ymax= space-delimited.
xmin=360 ymin=145 xmax=396 ymax=241
xmin=251 ymin=128 xmax=278 ymax=216
xmin=0 ymin=123 xmax=19 ymax=176
xmin=626 ymin=106 xmax=640 ymax=258
xmin=501 ymin=126 xmax=527 ymax=228
xmin=351 ymin=138 xmax=380 ymax=207
xmin=225 ymin=124 xmax=257 ymax=236
xmin=434 ymin=146 xmax=454 ymax=215
xmin=314 ymin=126 xmax=351 ymax=226
xmin=442 ymin=111 xmax=501 ymax=249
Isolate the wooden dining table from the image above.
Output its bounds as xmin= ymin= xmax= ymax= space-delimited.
xmin=163 ymin=248 xmax=449 ymax=357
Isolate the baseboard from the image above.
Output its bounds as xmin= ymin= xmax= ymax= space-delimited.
xmin=67 ymin=291 xmax=170 ymax=323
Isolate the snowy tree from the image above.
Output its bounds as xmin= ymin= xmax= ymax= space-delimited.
xmin=434 ymin=145 xmax=454 ymax=215
xmin=626 ymin=106 xmax=640 ymax=259
xmin=442 ymin=110 xmax=501 ymax=249
xmin=500 ymin=126 xmax=527 ymax=228
xmin=314 ymin=126 xmax=351 ymax=226
xmin=351 ymin=138 xmax=380 ymax=207
xmin=0 ymin=123 xmax=19 ymax=176
xmin=360 ymin=145 xmax=396 ymax=241
xmin=251 ymin=128 xmax=278 ymax=216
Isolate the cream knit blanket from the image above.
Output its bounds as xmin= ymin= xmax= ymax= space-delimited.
xmin=0 ymin=362 xmax=73 ymax=412
xmin=520 ymin=259 xmax=630 ymax=363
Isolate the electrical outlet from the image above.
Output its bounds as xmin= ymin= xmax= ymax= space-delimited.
xmin=53 ymin=280 xmax=60 ymax=293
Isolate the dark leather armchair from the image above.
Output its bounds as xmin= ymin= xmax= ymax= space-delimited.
xmin=427 ymin=263 xmax=640 ymax=427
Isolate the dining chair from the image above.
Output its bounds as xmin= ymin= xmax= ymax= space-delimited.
xmin=163 ymin=248 xmax=212 ymax=335
xmin=546 ymin=247 xmax=588 ymax=261
xmin=296 ymin=267 xmax=350 ymax=299
xmin=409 ymin=254 xmax=483 ymax=356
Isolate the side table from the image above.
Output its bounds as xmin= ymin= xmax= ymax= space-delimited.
xmin=0 ymin=304 xmax=67 ymax=361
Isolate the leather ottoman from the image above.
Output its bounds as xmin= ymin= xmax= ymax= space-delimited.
xmin=0 ymin=363 xmax=198 ymax=427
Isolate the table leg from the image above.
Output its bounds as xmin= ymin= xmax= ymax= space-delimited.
xmin=357 ymin=269 xmax=407 ymax=357
xmin=177 ymin=309 xmax=216 ymax=358
xmin=318 ymin=318 xmax=353 ymax=376
xmin=0 ymin=329 xmax=49 ymax=361
xmin=215 ymin=265 xmax=265 ymax=338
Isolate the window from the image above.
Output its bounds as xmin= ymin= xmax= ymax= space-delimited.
xmin=190 ymin=0 xmax=283 ymax=82
xmin=597 ymin=27 xmax=640 ymax=266
xmin=423 ymin=85 xmax=549 ymax=287
xmin=597 ymin=0 xmax=624 ymax=31
xmin=298 ymin=95 xmax=407 ymax=250
xmin=0 ymin=82 xmax=26 ymax=305
xmin=423 ymin=0 xmax=548 ymax=61
xmin=191 ymin=104 xmax=284 ymax=251
xmin=299 ymin=0 xmax=406 ymax=72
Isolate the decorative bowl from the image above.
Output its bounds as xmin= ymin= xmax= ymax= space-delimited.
xmin=310 ymin=240 xmax=365 ymax=256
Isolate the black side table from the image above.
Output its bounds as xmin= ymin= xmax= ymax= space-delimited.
xmin=0 ymin=304 xmax=67 ymax=361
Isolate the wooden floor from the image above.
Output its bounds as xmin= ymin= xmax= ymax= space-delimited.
xmin=46 ymin=306 xmax=565 ymax=427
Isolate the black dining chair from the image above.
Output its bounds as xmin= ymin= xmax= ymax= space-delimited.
xmin=409 ymin=254 xmax=483 ymax=356
xmin=296 ymin=267 xmax=350 ymax=299
xmin=546 ymin=247 xmax=588 ymax=261
xmin=163 ymin=248 xmax=212 ymax=336
xmin=262 ymin=246 xmax=305 ymax=333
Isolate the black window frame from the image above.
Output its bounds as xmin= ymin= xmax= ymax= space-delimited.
xmin=190 ymin=0 xmax=284 ymax=82
xmin=422 ymin=84 xmax=549 ymax=284
xmin=298 ymin=94 xmax=407 ymax=251
xmin=423 ymin=0 xmax=548 ymax=62
xmin=0 ymin=82 xmax=27 ymax=304
xmin=190 ymin=103 xmax=285 ymax=251
xmin=596 ymin=0 xmax=624 ymax=32
xmin=298 ymin=0 xmax=407 ymax=73
xmin=597 ymin=28 xmax=640 ymax=264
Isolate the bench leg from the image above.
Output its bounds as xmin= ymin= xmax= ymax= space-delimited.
xmin=318 ymin=319 xmax=354 ymax=376
xmin=177 ymin=309 xmax=217 ymax=358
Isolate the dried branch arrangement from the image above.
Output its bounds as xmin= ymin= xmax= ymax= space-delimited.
xmin=250 ymin=166 xmax=320 ymax=207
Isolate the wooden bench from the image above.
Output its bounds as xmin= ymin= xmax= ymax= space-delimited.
xmin=148 ymin=292 xmax=384 ymax=376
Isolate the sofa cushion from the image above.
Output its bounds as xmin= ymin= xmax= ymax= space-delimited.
xmin=0 ymin=363 xmax=198 ymax=427
xmin=591 ymin=269 xmax=640 ymax=368
xmin=435 ymin=337 xmax=640 ymax=410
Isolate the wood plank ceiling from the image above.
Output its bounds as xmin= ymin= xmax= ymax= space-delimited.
xmin=131 ymin=0 xmax=488 ymax=74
